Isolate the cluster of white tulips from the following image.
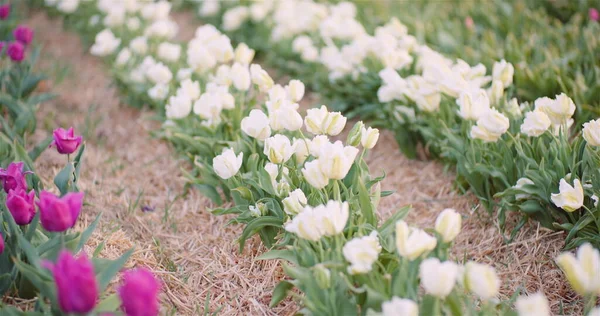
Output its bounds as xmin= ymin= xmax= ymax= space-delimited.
xmin=41 ymin=0 xmax=600 ymax=314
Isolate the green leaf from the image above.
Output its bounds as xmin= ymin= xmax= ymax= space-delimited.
xmin=94 ymin=293 xmax=121 ymax=312
xmin=76 ymin=213 xmax=101 ymax=252
xmin=256 ymin=249 xmax=298 ymax=265
xmin=96 ymin=248 xmax=133 ymax=292
xmin=53 ymin=162 xmax=74 ymax=196
xmin=238 ymin=216 xmax=283 ymax=252
xmin=269 ymin=280 xmax=294 ymax=307
xmin=28 ymin=136 xmax=52 ymax=162
xmin=194 ymin=184 xmax=222 ymax=205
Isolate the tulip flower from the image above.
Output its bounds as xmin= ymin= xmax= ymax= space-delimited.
xmin=0 ymin=162 xmax=28 ymax=193
xmin=492 ymin=59 xmax=514 ymax=87
xmin=264 ymin=134 xmax=294 ymax=164
xmin=534 ymin=93 xmax=575 ymax=126
xmin=234 ymin=43 xmax=255 ymax=65
xmin=395 ymin=220 xmax=437 ymax=260
xmin=435 ymin=208 xmax=462 ymax=243
xmin=555 ymin=243 xmax=600 ymax=295
xmin=520 ymin=110 xmax=551 ymax=137
xmin=590 ymin=8 xmax=599 ymax=22
xmin=6 ymin=188 xmax=36 ymax=225
xmin=419 ymin=258 xmax=458 ymax=298
xmin=361 ymin=127 xmax=379 ymax=149
xmin=302 ymin=160 xmax=329 ymax=189
xmin=285 ymin=80 xmax=305 ymax=102
xmin=470 ymin=108 xmax=510 ymax=142
xmin=37 ymin=191 xmax=84 ymax=232
xmin=515 ymin=292 xmax=550 ymax=316
xmin=463 ymin=262 xmax=500 ymax=300
xmin=0 ymin=4 xmax=9 ymax=20
xmin=381 ymin=297 xmax=418 ymax=316
xmin=343 ymin=232 xmax=381 ymax=274
xmin=551 ymin=178 xmax=584 ymax=212
xmin=282 ymin=189 xmax=307 ymax=216
xmin=241 ymin=110 xmax=271 ymax=140
xmin=118 ymin=268 xmax=161 ymax=316
xmin=51 ymin=127 xmax=83 ymax=155
xmin=44 ymin=251 xmax=98 ymax=314
xmin=230 ymin=62 xmax=251 ymax=91
xmin=0 ymin=234 xmax=4 ymax=254
xmin=318 ymin=141 xmax=359 ymax=180
xmin=583 ymin=119 xmax=600 ymax=146
xmin=7 ymin=41 xmax=24 ymax=62
xmin=212 ymin=148 xmax=243 ymax=180
xmin=250 ymin=64 xmax=274 ymax=91
xmin=13 ymin=25 xmax=34 ymax=45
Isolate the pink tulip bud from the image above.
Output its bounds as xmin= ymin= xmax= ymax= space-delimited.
xmin=51 ymin=127 xmax=83 ymax=154
xmin=13 ymin=25 xmax=34 ymax=45
xmin=43 ymin=251 xmax=98 ymax=314
xmin=118 ymin=268 xmax=161 ymax=316
xmin=465 ymin=16 xmax=474 ymax=30
xmin=37 ymin=191 xmax=84 ymax=232
xmin=590 ymin=8 xmax=599 ymax=22
xmin=0 ymin=4 xmax=10 ymax=20
xmin=7 ymin=41 xmax=24 ymax=62
xmin=0 ymin=234 xmax=4 ymax=254
xmin=0 ymin=162 xmax=28 ymax=193
xmin=6 ymin=188 xmax=36 ymax=225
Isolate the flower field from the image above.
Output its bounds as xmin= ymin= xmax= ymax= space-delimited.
xmin=1 ymin=0 xmax=599 ymax=315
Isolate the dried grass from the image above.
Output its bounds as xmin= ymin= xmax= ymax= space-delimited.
xmin=17 ymin=10 xmax=581 ymax=316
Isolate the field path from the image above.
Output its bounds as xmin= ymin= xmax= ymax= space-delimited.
xmin=22 ymin=10 xmax=576 ymax=315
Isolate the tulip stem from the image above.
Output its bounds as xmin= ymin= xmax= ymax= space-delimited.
xmin=59 ymin=232 xmax=65 ymax=249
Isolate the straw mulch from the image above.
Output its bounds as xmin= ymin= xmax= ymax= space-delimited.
xmin=17 ymin=10 xmax=580 ymax=316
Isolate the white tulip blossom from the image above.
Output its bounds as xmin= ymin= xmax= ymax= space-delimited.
xmin=463 ymin=262 xmax=500 ymax=300
xmin=492 ymin=59 xmax=514 ymax=87
xmin=583 ymin=119 xmax=600 ymax=146
xmin=250 ymin=64 xmax=274 ymax=91
xmin=343 ymin=231 xmax=381 ymax=274
xmin=515 ymin=292 xmax=550 ymax=316
xmin=457 ymin=89 xmax=490 ymax=120
xmin=361 ymin=127 xmax=379 ymax=149
xmin=230 ymin=63 xmax=251 ymax=91
xmin=551 ymin=178 xmax=584 ymax=212
xmin=293 ymin=138 xmax=310 ymax=164
xmin=395 ymin=220 xmax=437 ymax=260
xmin=90 ymin=29 xmax=121 ymax=57
xmin=126 ymin=17 xmax=140 ymax=31
xmin=520 ymin=110 xmax=551 ymax=137
xmin=222 ymin=6 xmax=249 ymax=31
xmin=304 ymin=105 xmax=347 ymax=136
xmin=282 ymin=189 xmax=307 ymax=216
xmin=556 ymin=243 xmax=600 ymax=295
xmin=534 ymin=94 xmax=576 ymax=126
xmin=157 ymin=42 xmax=181 ymax=63
xmin=318 ymin=141 xmax=359 ymax=180
xmin=302 ymin=160 xmax=329 ymax=189
xmin=234 ymin=43 xmax=255 ymax=65
xmin=129 ymin=36 xmax=148 ymax=54
xmin=115 ymin=48 xmax=131 ymax=66
xmin=264 ymin=134 xmax=294 ymax=164
xmin=435 ymin=208 xmax=462 ymax=243
xmin=147 ymin=84 xmax=169 ymax=101
xmin=57 ymin=0 xmax=79 ymax=13
xmin=199 ymin=0 xmax=219 ymax=17
xmin=145 ymin=62 xmax=172 ymax=85
xmin=470 ymin=108 xmax=510 ymax=142
xmin=268 ymin=99 xmax=303 ymax=132
xmin=419 ymin=258 xmax=458 ymax=298
xmin=176 ymin=79 xmax=201 ymax=101
xmin=212 ymin=148 xmax=243 ymax=180
xmin=381 ymin=297 xmax=418 ymax=316
xmin=285 ymin=80 xmax=305 ymax=102
xmin=241 ymin=110 xmax=271 ymax=141
xmin=514 ymin=178 xmax=535 ymax=200
xmin=165 ymin=94 xmax=192 ymax=120
xmin=285 ymin=201 xmax=349 ymax=241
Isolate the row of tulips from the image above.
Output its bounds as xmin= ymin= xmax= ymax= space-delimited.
xmin=37 ymin=0 xmax=600 ymax=315
xmin=0 ymin=3 xmax=161 ymax=315
xmin=188 ymin=0 xmax=600 ymax=249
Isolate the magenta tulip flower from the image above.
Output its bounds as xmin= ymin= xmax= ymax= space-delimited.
xmin=51 ymin=127 xmax=83 ymax=155
xmin=0 ymin=234 xmax=4 ymax=254
xmin=6 ymin=188 xmax=36 ymax=225
xmin=0 ymin=162 xmax=28 ymax=193
xmin=591 ymin=8 xmax=599 ymax=22
xmin=118 ymin=268 xmax=161 ymax=316
xmin=44 ymin=251 xmax=98 ymax=314
xmin=37 ymin=191 xmax=84 ymax=232
xmin=0 ymin=4 xmax=9 ymax=20
xmin=7 ymin=41 xmax=24 ymax=62
xmin=13 ymin=25 xmax=34 ymax=45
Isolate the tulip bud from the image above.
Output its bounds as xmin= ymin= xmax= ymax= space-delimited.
xmin=44 ymin=251 xmax=98 ymax=314
xmin=0 ymin=4 xmax=10 ymax=20
xmin=505 ymin=98 xmax=522 ymax=117
xmin=395 ymin=220 xmax=437 ymax=260
xmin=0 ymin=162 xmax=28 ymax=193
xmin=51 ymin=127 xmax=83 ymax=155
xmin=492 ymin=59 xmax=514 ymax=87
xmin=313 ymin=264 xmax=331 ymax=289
xmin=231 ymin=62 xmax=251 ymax=91
xmin=515 ymin=292 xmax=550 ymax=316
xmin=249 ymin=202 xmax=267 ymax=217
xmin=6 ymin=188 xmax=36 ymax=225
xmin=343 ymin=231 xmax=381 ymax=274
xmin=241 ymin=110 xmax=271 ymax=140
xmin=463 ymin=262 xmax=500 ymax=300
xmin=583 ymin=119 xmax=600 ymax=146
xmin=323 ymin=111 xmax=347 ymax=136
xmin=346 ymin=121 xmax=364 ymax=147
xmin=276 ymin=181 xmax=291 ymax=197
xmin=212 ymin=148 xmax=243 ymax=180
xmin=551 ymin=179 xmax=584 ymax=212
xmin=285 ymin=80 xmax=305 ymax=102
xmin=487 ymin=79 xmax=504 ymax=106
xmin=434 ymin=208 xmax=462 ymax=243
xmin=419 ymin=258 xmax=458 ymax=298
xmin=250 ymin=64 xmax=274 ymax=91
xmin=13 ymin=25 xmax=34 ymax=45
xmin=263 ymin=134 xmax=294 ymax=164
xmin=361 ymin=127 xmax=379 ymax=149
xmin=118 ymin=268 xmax=161 ymax=316
xmin=7 ymin=41 xmax=24 ymax=62
xmin=555 ymin=243 xmax=600 ymax=295
xmin=37 ymin=191 xmax=84 ymax=232
xmin=282 ymin=189 xmax=307 ymax=216
xmin=234 ymin=43 xmax=255 ymax=65
xmin=302 ymin=160 xmax=329 ymax=189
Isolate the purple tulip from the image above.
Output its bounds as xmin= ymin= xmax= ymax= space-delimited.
xmin=6 ymin=188 xmax=36 ymax=225
xmin=7 ymin=41 xmax=24 ymax=62
xmin=13 ymin=25 xmax=34 ymax=45
xmin=51 ymin=127 xmax=83 ymax=155
xmin=591 ymin=8 xmax=599 ymax=22
xmin=0 ymin=4 xmax=9 ymax=20
xmin=0 ymin=234 xmax=4 ymax=254
xmin=43 ymin=251 xmax=98 ymax=314
xmin=37 ymin=191 xmax=84 ymax=232
xmin=118 ymin=268 xmax=161 ymax=316
xmin=0 ymin=162 xmax=28 ymax=193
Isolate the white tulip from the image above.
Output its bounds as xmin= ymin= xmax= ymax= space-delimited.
xmin=57 ymin=0 xmax=79 ymax=13
xmin=309 ymin=135 xmax=329 ymax=158
xmin=492 ymin=59 xmax=514 ymax=87
xmin=234 ymin=43 xmax=255 ymax=65
xmin=395 ymin=220 xmax=437 ymax=260
xmin=361 ymin=127 xmax=379 ymax=149
xmin=282 ymin=189 xmax=307 ymax=216
xmin=285 ymin=80 xmax=305 ymax=102
xmin=144 ymin=19 xmax=178 ymax=40
xmin=343 ymin=231 xmax=381 ymax=274
xmin=212 ymin=148 xmax=243 ymax=180
xmin=187 ymin=46 xmax=217 ymax=73
xmin=165 ymin=94 xmax=192 ymax=119
xmin=515 ymin=293 xmax=550 ymax=316
xmin=267 ymin=84 xmax=287 ymax=103
xmin=514 ymin=178 xmax=535 ymax=200
xmin=381 ymin=297 xmax=418 ymax=316
xmin=115 ymin=48 xmax=131 ymax=66
xmin=250 ymin=64 xmax=274 ymax=91
xmin=419 ymin=258 xmax=458 ymax=298
xmin=129 ymin=36 xmax=148 ymax=54
xmin=146 ymin=62 xmax=172 ymax=85
xmin=264 ymin=134 xmax=294 ymax=164
xmin=588 ymin=307 xmax=600 ymax=316
xmin=199 ymin=0 xmax=219 ymax=17
xmin=464 ymin=262 xmax=500 ymax=300
xmin=556 ymin=243 xmax=600 ymax=295
xmin=90 ymin=29 xmax=121 ymax=57
xmin=176 ymin=68 xmax=193 ymax=81
xmin=293 ymin=138 xmax=310 ymax=164
xmin=317 ymin=200 xmax=349 ymax=236
xmin=520 ymin=110 xmax=551 ymax=137
xmin=435 ymin=208 xmax=462 ymax=243
xmin=304 ymin=105 xmax=347 ymax=136
xmin=322 ymin=110 xmax=347 ymax=136
xmin=302 ymin=160 xmax=329 ymax=189
xmin=229 ymin=63 xmax=251 ymax=91
xmin=506 ymin=98 xmax=522 ymax=117
xmin=292 ymin=36 xmax=313 ymax=53
xmin=487 ymin=79 xmax=504 ymax=106
xmin=583 ymin=119 xmax=600 ymax=146
xmin=457 ymin=89 xmax=490 ymax=120
xmin=222 ymin=6 xmax=249 ymax=31
xmin=241 ymin=110 xmax=271 ymax=141
xmin=534 ymin=94 xmax=576 ymax=126
xmin=157 ymin=42 xmax=181 ymax=63
xmin=470 ymin=108 xmax=510 ymax=142
xmin=176 ymin=79 xmax=201 ymax=101
xmin=126 ymin=17 xmax=140 ymax=31
xmin=284 ymin=205 xmax=323 ymax=241
xmin=193 ymin=93 xmax=222 ymax=120
xmin=147 ymin=84 xmax=169 ymax=101
xmin=103 ymin=7 xmax=125 ymax=28
xmin=551 ymin=178 xmax=584 ymax=212
xmin=318 ymin=141 xmax=359 ymax=180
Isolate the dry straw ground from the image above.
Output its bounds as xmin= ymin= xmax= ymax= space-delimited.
xmin=17 ymin=10 xmax=579 ymax=316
